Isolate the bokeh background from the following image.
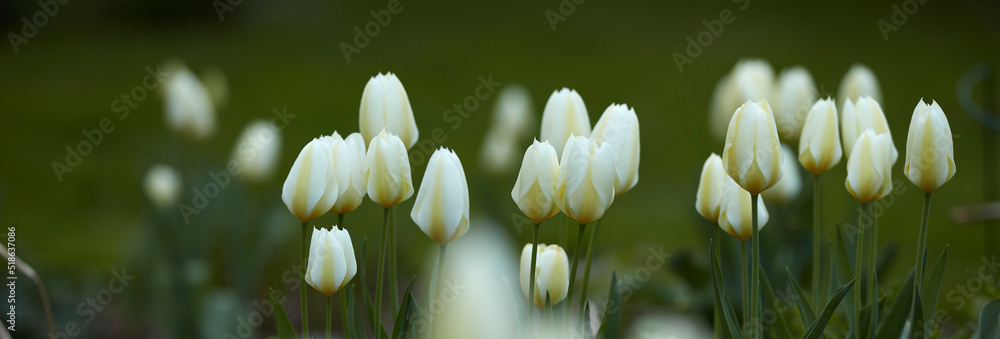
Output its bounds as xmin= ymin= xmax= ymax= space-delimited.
xmin=1 ymin=0 xmax=999 ymax=337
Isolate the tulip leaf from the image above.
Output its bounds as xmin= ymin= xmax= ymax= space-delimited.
xmin=836 ymin=225 xmax=857 ymax=327
xmin=909 ymin=286 xmax=924 ymax=339
xmin=758 ymin=265 xmax=793 ymax=339
xmin=710 ymin=240 xmax=742 ymax=339
xmin=785 ymin=267 xmax=816 ymax=326
xmin=876 ymin=269 xmax=914 ymax=339
xmin=597 ymin=272 xmax=622 ymax=339
xmin=356 ymin=238 xmax=389 ymax=339
xmin=976 ymin=299 xmax=1000 ymax=339
xmin=584 ymin=302 xmax=593 ymax=339
xmin=268 ymin=288 xmax=298 ymax=339
xmin=921 ymin=247 xmax=948 ymax=326
xmin=350 ymin=285 xmax=368 ymax=339
xmin=802 ymin=278 xmax=855 ymax=339
xmin=391 ymin=278 xmax=416 ymax=339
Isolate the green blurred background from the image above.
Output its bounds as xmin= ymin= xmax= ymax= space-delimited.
xmin=1 ymin=0 xmax=999 ymax=337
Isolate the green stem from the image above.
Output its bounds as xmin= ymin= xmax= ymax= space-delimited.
xmin=433 ymin=245 xmax=449 ymax=338
xmin=302 ymin=221 xmax=310 ymax=337
xmin=715 ymin=226 xmax=722 ymax=339
xmin=855 ymin=202 xmax=866 ymax=336
xmin=751 ymin=193 xmax=760 ymax=339
xmin=338 ymin=214 xmax=344 ymax=229
xmin=326 ymin=296 xmax=332 ymax=339
xmin=741 ymin=240 xmax=749 ymax=331
xmin=528 ymin=223 xmax=540 ymax=328
xmin=390 ymin=207 xmax=399 ymax=312
xmin=565 ymin=223 xmax=587 ymax=318
xmin=812 ymin=175 xmax=822 ymax=313
xmin=375 ymin=207 xmax=390 ymax=339
xmin=912 ymin=193 xmax=932 ymax=327
xmin=340 ymin=290 xmax=351 ymax=339
xmin=869 ymin=204 xmax=879 ymax=339
xmin=580 ymin=220 xmax=601 ymax=314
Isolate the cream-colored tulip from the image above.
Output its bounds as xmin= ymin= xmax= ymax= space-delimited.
xmin=772 ymin=66 xmax=818 ymax=142
xmin=718 ymin=178 xmax=769 ymax=242
xmin=555 ymin=135 xmax=616 ymax=225
xmin=306 ymin=227 xmax=357 ymax=296
xmin=540 ymin=88 xmax=590 ymax=157
xmin=282 ymin=138 xmax=338 ymax=222
xmin=798 ymin=98 xmax=843 ymax=174
xmin=511 ymin=140 xmax=561 ymax=224
xmin=721 ymin=99 xmax=784 ymax=195
xmin=695 ymin=154 xmax=726 ymax=223
xmin=143 ymin=164 xmax=182 ymax=211
xmin=411 ymin=148 xmax=470 ymax=245
xmin=330 ymin=132 xmax=368 ymax=214
xmin=837 ymin=64 xmax=883 ymax=108
xmin=164 ymin=67 xmax=216 ymax=141
xmin=363 ymin=130 xmax=414 ymax=208
xmin=841 ymin=96 xmax=898 ymax=163
xmin=520 ymin=243 xmax=569 ymax=309
xmin=763 ymin=145 xmax=802 ymax=205
xmin=230 ymin=120 xmax=282 ymax=184
xmin=359 ymin=73 xmax=419 ymax=149
xmin=709 ymin=59 xmax=774 ymax=142
xmin=480 ymin=85 xmax=535 ymax=175
xmin=845 ymin=129 xmax=895 ymax=203
xmin=592 ymin=103 xmax=640 ymax=196
xmin=904 ymin=99 xmax=956 ymax=193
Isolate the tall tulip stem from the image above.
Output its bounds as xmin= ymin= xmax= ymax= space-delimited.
xmin=301 ymin=221 xmax=310 ymax=337
xmin=390 ymin=207 xmax=399 ymax=312
xmin=326 ymin=296 xmax=332 ymax=339
xmin=375 ymin=207 xmax=390 ymax=339
xmin=912 ymin=193 xmax=932 ymax=320
xmin=869 ymin=205 xmax=879 ymax=339
xmin=812 ymin=174 xmax=822 ymax=312
xmin=566 ymin=223 xmax=587 ymax=317
xmin=528 ymin=223 xmax=540 ymax=327
xmin=741 ymin=240 xmax=749 ymax=331
xmin=750 ymin=193 xmax=760 ymax=338
xmin=854 ymin=202 xmax=866 ymax=334
xmin=580 ymin=219 xmax=601 ymax=315
xmin=433 ymin=244 xmax=449 ymax=337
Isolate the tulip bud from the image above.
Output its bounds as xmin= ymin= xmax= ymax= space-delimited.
xmin=845 ymin=129 xmax=895 ymax=203
xmin=763 ymin=145 xmax=802 ymax=205
xmin=798 ymin=98 xmax=843 ymax=174
xmin=540 ymin=88 xmax=590 ymax=157
xmin=306 ymin=227 xmax=357 ymax=296
xmin=363 ymin=130 xmax=414 ymax=208
xmin=230 ymin=120 xmax=282 ymax=184
xmin=520 ymin=243 xmax=569 ymax=309
xmin=411 ymin=148 xmax=470 ymax=245
xmin=592 ymin=103 xmax=641 ymax=196
xmin=556 ymin=135 xmax=616 ymax=225
xmin=837 ymin=64 xmax=883 ymax=109
xmin=282 ymin=138 xmax=339 ymax=222
xmin=143 ymin=164 xmax=182 ymax=211
xmin=772 ymin=67 xmax=818 ymax=142
xmin=511 ymin=140 xmax=561 ymax=223
xmin=710 ymin=59 xmax=774 ymax=142
xmin=718 ymin=178 xmax=769 ymax=242
xmin=480 ymin=85 xmax=535 ymax=175
xmin=359 ymin=73 xmax=419 ymax=149
xmin=329 ymin=132 xmax=368 ymax=214
xmin=721 ymin=99 xmax=784 ymax=195
xmin=164 ymin=67 xmax=216 ymax=141
xmin=841 ymin=96 xmax=898 ymax=164
xmin=904 ymin=99 xmax=956 ymax=193
xmin=695 ymin=154 xmax=726 ymax=223
xmin=479 ymin=130 xmax=518 ymax=175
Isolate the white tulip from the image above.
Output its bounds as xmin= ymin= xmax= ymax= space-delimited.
xmin=842 ymin=96 xmax=897 ymax=163
xmin=479 ymin=129 xmax=519 ymax=175
xmin=710 ymin=59 xmax=774 ymax=142
xmin=511 ymin=140 xmax=561 ymax=224
xmin=721 ymin=99 xmax=784 ymax=195
xmin=696 ymin=154 xmax=726 ymax=223
xmin=520 ymin=243 xmax=569 ymax=309
xmin=282 ymin=138 xmax=338 ymax=222
xmin=540 ymin=88 xmax=590 ymax=157
xmin=329 ymin=132 xmax=368 ymax=214
xmin=772 ymin=66 xmax=818 ymax=142
xmin=164 ymin=67 xmax=216 ymax=141
xmin=556 ymin=135 xmax=616 ymax=225
xmin=363 ymin=130 xmax=414 ymax=208
xmin=718 ymin=177 xmax=769 ymax=242
xmin=592 ymin=103 xmax=640 ymax=196
xmin=411 ymin=148 xmax=470 ymax=245
xmin=837 ymin=64 xmax=883 ymax=109
xmin=306 ymin=227 xmax=357 ymax=296
xmin=845 ymin=129 xmax=895 ymax=203
xmin=763 ymin=145 xmax=802 ymax=205
xmin=904 ymin=99 xmax=956 ymax=193
xmin=480 ymin=85 xmax=535 ymax=175
xmin=798 ymin=98 xmax=843 ymax=174
xmin=359 ymin=73 xmax=419 ymax=149
xmin=230 ymin=120 xmax=282 ymax=184
xmin=143 ymin=164 xmax=182 ymax=211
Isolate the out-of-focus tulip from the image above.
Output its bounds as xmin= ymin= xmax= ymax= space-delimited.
xmin=164 ymin=67 xmax=216 ymax=141
xmin=143 ymin=164 xmax=182 ymax=211
xmin=841 ymin=96 xmax=897 ymax=163
xmin=201 ymin=67 xmax=229 ymax=111
xmin=837 ymin=64 xmax=883 ymax=108
xmin=709 ymin=59 xmax=774 ymax=142
xmin=763 ymin=145 xmax=802 ymax=204
xmin=540 ymin=88 xmax=590 ymax=157
xmin=718 ymin=178 xmax=769 ymax=242
xmin=625 ymin=312 xmax=714 ymax=339
xmin=695 ymin=154 xmax=726 ymax=223
xmin=230 ymin=120 xmax=282 ymax=184
xmin=329 ymin=132 xmax=368 ymax=214
xmin=798 ymin=98 xmax=843 ymax=174
xmin=772 ymin=66 xmax=817 ymax=142
xmin=363 ymin=130 xmax=414 ymax=208
xmin=904 ymin=99 xmax=956 ymax=193
xmin=511 ymin=140 xmax=561 ymax=224
xmin=592 ymin=103 xmax=640 ymax=196
xmin=721 ymin=99 xmax=784 ymax=195
xmin=556 ymin=135 xmax=615 ymax=225
xmin=845 ymin=129 xmax=895 ymax=203
xmin=480 ymin=84 xmax=535 ymax=175
xmin=282 ymin=138 xmax=339 ymax=222
xmin=305 ymin=227 xmax=357 ymax=296
xmin=359 ymin=73 xmax=419 ymax=149
xmin=520 ymin=243 xmax=569 ymax=309
xmin=411 ymin=148 xmax=470 ymax=245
